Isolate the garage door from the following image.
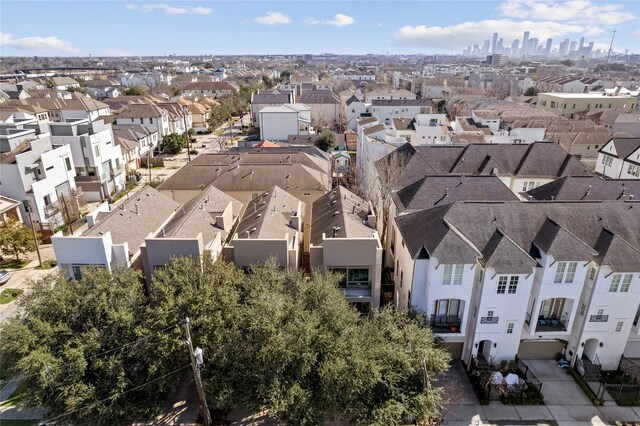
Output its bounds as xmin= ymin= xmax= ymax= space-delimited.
xmin=443 ymin=342 xmax=464 ymax=360
xmin=518 ymin=340 xmax=563 ymax=359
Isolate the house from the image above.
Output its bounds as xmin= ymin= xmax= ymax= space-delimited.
xmin=596 ymin=137 xmax=640 ymax=179
xmin=309 ymin=186 xmax=382 ymax=310
xmin=524 ymin=176 xmax=640 ymax=201
xmin=140 ymin=185 xmax=242 ymax=287
xmin=298 ymin=90 xmax=340 ymax=127
xmin=14 ymin=97 xmax=111 ymax=122
xmin=223 ymin=186 xmax=304 ymax=270
xmin=391 ymin=114 xmax=450 ymax=145
xmin=538 ymin=92 xmax=636 ymax=119
xmin=52 ymin=186 xmax=180 ymax=280
xmin=258 ymin=103 xmax=312 ymax=141
xmin=186 ymin=102 xmax=210 ymax=131
xmin=0 ymin=127 xmax=76 ymax=232
xmin=120 ymin=72 xmax=173 ymax=88
xmin=50 ymin=76 xmax=81 ymax=91
xmin=347 ymin=98 xmax=433 ymax=130
xmin=115 ymin=103 xmax=171 ymax=138
xmin=158 ymin=103 xmax=192 ymax=135
xmin=112 ymin=125 xmax=159 ymax=171
xmin=363 ymin=88 xmax=416 ymax=102
xmin=331 ymin=151 xmax=351 ymax=174
xmin=182 ymin=81 xmax=239 ymax=98
xmin=48 ymin=119 xmax=126 ymax=202
xmin=251 ymin=91 xmax=293 ymax=126
xmin=0 ymin=195 xmax=24 ymax=224
xmin=391 ymin=200 xmax=640 ymax=369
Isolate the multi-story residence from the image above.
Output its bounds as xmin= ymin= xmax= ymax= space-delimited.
xmin=309 ymin=186 xmax=383 ymax=310
xmin=112 ymin=125 xmax=159 ymax=171
xmin=524 ymin=176 xmax=640 ymax=202
xmin=258 ymin=103 xmax=312 ymax=141
xmin=0 ymin=195 xmax=23 ymax=224
xmin=114 ymin=103 xmax=171 ymax=138
xmin=120 ymin=72 xmax=173 ymax=88
xmin=538 ymin=92 xmax=636 ymax=119
xmin=251 ymin=91 xmax=293 ymax=126
xmin=346 ymin=98 xmax=433 ymax=130
xmin=182 ymin=81 xmax=239 ymax=98
xmin=391 ymin=201 xmax=640 ymax=369
xmin=48 ymin=119 xmax=126 ymax=202
xmin=595 ymin=137 xmax=640 ymax=179
xmin=0 ymin=126 xmax=76 ymax=232
xmin=14 ymin=96 xmax=111 ymax=122
xmin=391 ymin=114 xmax=450 ymax=145
xmin=223 ymin=186 xmax=304 ymax=270
xmin=363 ymin=88 xmax=416 ymax=103
xmin=298 ymin=90 xmax=340 ymax=127
xmin=158 ymin=103 xmax=192 ymax=135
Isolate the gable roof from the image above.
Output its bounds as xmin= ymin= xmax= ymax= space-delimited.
xmin=299 ymin=90 xmax=339 ymax=105
xmin=480 ymin=229 xmax=537 ymax=274
xmin=525 ymin=176 xmax=640 ymax=201
xmin=235 ymin=186 xmax=304 ymax=240
xmin=601 ymin=137 xmax=640 ymax=160
xmin=116 ymin=103 xmax=167 ymax=119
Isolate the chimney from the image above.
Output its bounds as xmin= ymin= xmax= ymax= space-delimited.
xmin=528 ymin=195 xmax=533 ymax=201
xmin=290 ymin=204 xmax=302 ymax=231
xmin=367 ymin=211 xmax=376 ymax=228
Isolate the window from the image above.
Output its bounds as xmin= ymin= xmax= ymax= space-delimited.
xmin=442 ymin=264 xmax=463 ymax=285
xmin=580 ymin=304 xmax=586 ymax=315
xmin=597 ymin=308 xmax=604 ymax=316
xmin=601 ymin=154 xmax=613 ymax=166
xmin=590 ymin=267 xmax=596 ymax=280
xmin=554 ymin=262 xmax=577 ymax=283
xmin=609 ymin=274 xmax=621 ymax=292
xmin=94 ymin=145 xmax=100 ymax=157
xmin=615 ymin=321 xmax=624 ymax=333
xmin=64 ymin=157 xmax=72 ymax=171
xmin=506 ymin=322 xmax=514 ymax=334
xmin=487 ymin=310 xmax=494 ymax=318
xmin=628 ymin=164 xmax=640 ymax=177
xmin=435 ymin=299 xmax=461 ymax=318
xmin=497 ymin=276 xmax=507 ymax=294
xmin=508 ymin=276 xmax=519 ymax=294
xmin=611 ymin=274 xmax=633 ymax=292
xmin=621 ymin=274 xmax=632 ymax=292
xmin=331 ymin=268 xmax=370 ymax=289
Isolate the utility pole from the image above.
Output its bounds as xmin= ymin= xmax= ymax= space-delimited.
xmin=147 ymin=147 xmax=152 ymax=184
xmin=25 ymin=203 xmax=42 ymax=267
xmin=60 ymin=194 xmax=74 ymax=234
xmin=183 ymin=109 xmax=191 ymax=162
xmin=603 ymin=30 xmax=616 ymax=76
xmin=184 ymin=317 xmax=212 ymax=426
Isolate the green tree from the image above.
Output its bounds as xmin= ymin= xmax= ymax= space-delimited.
xmin=262 ymin=75 xmax=275 ymax=89
xmin=524 ymin=86 xmax=538 ymax=96
xmin=160 ymin=133 xmax=186 ymax=154
xmin=0 ymin=218 xmax=38 ymax=261
xmin=315 ymin=130 xmax=336 ymax=152
xmin=122 ymin=86 xmax=145 ymax=96
xmin=280 ymin=70 xmax=292 ymax=82
xmin=150 ymin=258 xmax=451 ymax=425
xmin=0 ymin=267 xmax=185 ymax=425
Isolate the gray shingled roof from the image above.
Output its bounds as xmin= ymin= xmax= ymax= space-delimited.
xmin=299 ymin=90 xmax=339 ymax=104
xmin=252 ymin=92 xmax=291 ymax=104
xmin=533 ymin=218 xmax=597 ymax=261
xmin=235 ymin=186 xmax=304 ymax=240
xmin=372 ymin=99 xmax=431 ymax=107
xmin=394 ymin=201 xmax=640 ymax=272
xmin=480 ymin=229 xmax=537 ymax=274
xmin=310 ymin=186 xmax=375 ymax=245
xmin=84 ymin=186 xmax=179 ymax=253
xmin=525 ymin=176 xmax=640 ymax=201
xmin=603 ymin=137 xmax=640 ymax=160
xmin=392 ymin=175 xmax=519 ymax=213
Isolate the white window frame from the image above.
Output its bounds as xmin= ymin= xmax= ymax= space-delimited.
xmin=442 ymin=264 xmax=463 ymax=286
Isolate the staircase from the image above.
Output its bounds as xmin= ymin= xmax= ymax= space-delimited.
xmin=582 ymin=355 xmax=603 ymax=382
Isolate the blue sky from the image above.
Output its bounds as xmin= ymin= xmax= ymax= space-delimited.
xmin=1 ymin=0 xmax=639 ymax=56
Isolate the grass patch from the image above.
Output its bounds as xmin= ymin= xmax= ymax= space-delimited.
xmin=35 ymin=260 xmax=57 ymax=270
xmin=569 ymin=369 xmax=603 ymax=405
xmin=169 ymin=165 xmax=180 ymax=169
xmin=0 ymin=259 xmax=30 ymax=269
xmin=1 ymin=380 xmax=28 ymax=407
xmin=0 ymin=288 xmax=24 ymax=305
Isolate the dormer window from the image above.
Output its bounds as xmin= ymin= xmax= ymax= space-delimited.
xmin=442 ymin=264 xmax=463 ymax=286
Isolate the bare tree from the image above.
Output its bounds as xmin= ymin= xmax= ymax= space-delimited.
xmin=486 ymin=77 xmax=512 ymax=100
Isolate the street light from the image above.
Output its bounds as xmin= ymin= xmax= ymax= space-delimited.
xmin=182 ymin=107 xmax=191 ymax=162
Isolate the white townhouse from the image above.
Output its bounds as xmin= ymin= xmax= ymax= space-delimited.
xmin=0 ymin=126 xmax=76 ymax=232
xmin=596 ymin=137 xmax=640 ymax=179
xmin=48 ymin=119 xmax=126 ymax=202
xmin=391 ymin=201 xmax=640 ymax=370
xmin=15 ymin=97 xmax=111 ymax=123
xmin=345 ymin=97 xmax=433 ymax=131
xmin=115 ymin=103 xmax=171 ymax=138
xmin=258 ymin=103 xmax=312 ymax=141
xmin=251 ymin=91 xmax=293 ymax=127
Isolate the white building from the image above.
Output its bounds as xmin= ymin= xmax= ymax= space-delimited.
xmin=115 ymin=103 xmax=171 ymax=138
xmin=258 ymin=103 xmax=312 ymax=141
xmin=596 ymin=137 xmax=640 ymax=179
xmin=48 ymin=119 xmax=126 ymax=202
xmin=120 ymin=72 xmax=173 ymax=88
xmin=251 ymin=91 xmax=293 ymax=127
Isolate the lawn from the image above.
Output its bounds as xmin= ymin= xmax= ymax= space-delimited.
xmin=0 ymin=259 xmax=30 ymax=269
xmin=34 ymin=260 xmax=57 ymax=270
xmin=0 ymin=288 xmax=24 ymax=305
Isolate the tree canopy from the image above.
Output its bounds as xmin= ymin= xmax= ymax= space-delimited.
xmin=315 ymin=130 xmax=336 ymax=152
xmin=160 ymin=133 xmax=187 ymax=154
xmin=121 ymin=86 xmax=145 ymax=96
xmin=1 ymin=258 xmax=451 ymax=425
xmin=0 ymin=218 xmax=39 ymax=261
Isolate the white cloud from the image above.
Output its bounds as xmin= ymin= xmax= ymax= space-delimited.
xmin=104 ymin=48 xmax=133 ymax=57
xmin=0 ymin=33 xmax=80 ymax=54
xmin=307 ymin=14 xmax=355 ymax=27
xmin=633 ymin=29 xmax=640 ymax=37
xmin=324 ymin=14 xmax=355 ymax=27
xmin=394 ymin=19 xmax=597 ymax=50
xmin=499 ymin=0 xmax=635 ymax=25
xmin=125 ymin=3 xmax=212 ymax=15
xmin=254 ymin=12 xmax=291 ymax=25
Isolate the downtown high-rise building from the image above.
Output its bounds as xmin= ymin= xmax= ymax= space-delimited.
xmin=545 ymin=38 xmax=553 ymax=56
xmin=522 ymin=31 xmax=530 ymax=55
xmin=492 ymin=32 xmax=498 ymax=54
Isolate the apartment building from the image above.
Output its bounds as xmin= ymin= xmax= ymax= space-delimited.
xmin=309 ymin=186 xmax=383 ymax=310
xmin=345 ymin=97 xmax=433 ymax=131
xmin=595 ymin=137 xmax=640 ymax=179
xmin=14 ymin=96 xmax=111 ymax=122
xmin=538 ymin=92 xmax=636 ymax=119
xmin=258 ymin=103 xmax=312 ymax=141
xmin=48 ymin=119 xmax=126 ymax=202
xmin=391 ymin=201 xmax=640 ymax=369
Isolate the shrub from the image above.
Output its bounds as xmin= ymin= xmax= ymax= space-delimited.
xmin=570 ymin=369 xmax=603 ymax=405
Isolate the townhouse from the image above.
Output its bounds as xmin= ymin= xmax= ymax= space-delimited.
xmin=524 ymin=176 xmax=640 ymax=201
xmin=596 ymin=137 xmax=640 ymax=179
xmin=298 ymin=90 xmax=340 ymax=128
xmin=182 ymin=81 xmax=239 ymax=98
xmin=251 ymin=91 xmax=293 ymax=127
xmin=258 ymin=103 xmax=312 ymax=141
xmin=14 ymin=96 xmax=111 ymax=123
xmin=114 ymin=103 xmax=171 ymax=138
xmin=391 ymin=201 xmax=640 ymax=369
xmin=538 ymin=92 xmax=636 ymax=119
xmin=346 ymin=97 xmax=433 ymax=130
xmin=48 ymin=119 xmax=126 ymax=202
xmin=0 ymin=195 xmax=23 ymax=224
xmin=112 ymin=124 xmax=159 ymax=171
xmin=309 ymin=186 xmax=383 ymax=310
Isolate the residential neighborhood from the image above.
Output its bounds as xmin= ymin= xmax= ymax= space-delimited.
xmin=1 ymin=1 xmax=640 ymax=425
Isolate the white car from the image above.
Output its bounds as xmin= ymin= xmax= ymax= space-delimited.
xmin=0 ymin=270 xmax=10 ymax=285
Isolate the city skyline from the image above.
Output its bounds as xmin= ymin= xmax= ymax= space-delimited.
xmin=0 ymin=0 xmax=638 ymax=56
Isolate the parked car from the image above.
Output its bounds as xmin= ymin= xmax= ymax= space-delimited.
xmin=246 ymin=135 xmax=259 ymax=141
xmin=0 ymin=270 xmax=10 ymax=285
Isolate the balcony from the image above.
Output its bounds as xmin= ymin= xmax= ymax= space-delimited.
xmin=110 ymin=164 xmax=124 ymax=177
xmin=535 ymin=316 xmax=568 ymax=332
xmin=589 ymin=314 xmax=609 ymax=323
xmin=75 ymin=172 xmax=108 ymax=183
xmin=480 ymin=316 xmax=499 ymax=325
xmin=429 ymin=315 xmax=462 ymax=333
xmin=44 ymin=203 xmax=60 ymax=216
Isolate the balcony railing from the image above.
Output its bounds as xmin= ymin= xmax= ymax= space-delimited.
xmin=589 ymin=314 xmax=609 ymax=323
xmin=44 ymin=203 xmax=60 ymax=216
xmin=110 ymin=164 xmax=124 ymax=177
xmin=429 ymin=315 xmax=462 ymax=333
xmin=480 ymin=316 xmax=499 ymax=324
xmin=535 ymin=317 xmax=568 ymax=332
xmin=75 ymin=172 xmax=108 ymax=183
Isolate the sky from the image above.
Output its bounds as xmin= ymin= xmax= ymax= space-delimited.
xmin=1 ymin=0 xmax=639 ymax=56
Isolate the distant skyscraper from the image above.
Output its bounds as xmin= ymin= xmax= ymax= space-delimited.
xmin=511 ymin=39 xmax=520 ymax=56
xmin=545 ymin=38 xmax=553 ymax=56
xmin=579 ymin=37 xmax=585 ymax=51
xmin=483 ymin=40 xmax=490 ymax=54
xmin=492 ymin=32 xmax=498 ymax=54
xmin=496 ymin=38 xmax=504 ymax=54
xmin=522 ymin=31 xmax=530 ymax=55
xmin=569 ymin=40 xmax=577 ymax=52
xmin=529 ymin=38 xmax=539 ymax=55
xmin=559 ymin=39 xmax=570 ymax=56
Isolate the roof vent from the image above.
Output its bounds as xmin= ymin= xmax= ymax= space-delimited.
xmin=256 ymin=213 xmax=261 ymax=218
xmin=332 ymin=226 xmax=341 ymax=237
xmin=333 ymin=211 xmax=339 ymax=216
xmin=251 ymin=227 xmax=256 ymax=232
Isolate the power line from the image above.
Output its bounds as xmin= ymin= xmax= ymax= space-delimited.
xmin=30 ymin=363 xmax=191 ymax=426
xmin=87 ymin=323 xmax=179 ymax=360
